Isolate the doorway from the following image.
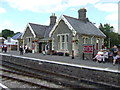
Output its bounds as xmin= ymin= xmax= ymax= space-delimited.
xmin=39 ymin=42 xmax=42 ymax=53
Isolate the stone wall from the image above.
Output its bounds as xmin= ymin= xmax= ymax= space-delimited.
xmin=1 ymin=54 xmax=120 ymax=87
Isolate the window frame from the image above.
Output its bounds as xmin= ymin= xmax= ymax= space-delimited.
xmin=57 ymin=34 xmax=69 ymax=50
xmin=82 ymin=36 xmax=89 ymax=44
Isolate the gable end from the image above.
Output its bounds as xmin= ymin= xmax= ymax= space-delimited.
xmin=21 ymin=23 xmax=36 ymax=38
xmin=49 ymin=15 xmax=76 ymax=37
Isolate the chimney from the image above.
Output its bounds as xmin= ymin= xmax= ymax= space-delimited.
xmin=78 ymin=8 xmax=87 ymax=21
xmin=50 ymin=13 xmax=57 ymax=26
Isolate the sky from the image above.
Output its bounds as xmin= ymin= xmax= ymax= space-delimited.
xmin=0 ymin=0 xmax=119 ymax=33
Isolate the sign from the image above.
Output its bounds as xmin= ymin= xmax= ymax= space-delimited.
xmin=83 ymin=45 xmax=93 ymax=53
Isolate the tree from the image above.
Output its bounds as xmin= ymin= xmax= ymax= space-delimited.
xmin=1 ymin=29 xmax=15 ymax=39
xmin=99 ymin=23 xmax=120 ymax=48
xmin=0 ymin=33 xmax=2 ymax=37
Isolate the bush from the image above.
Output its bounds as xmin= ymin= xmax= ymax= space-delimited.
xmin=28 ymin=49 xmax=32 ymax=53
xmin=52 ymin=50 xmax=57 ymax=55
xmin=65 ymin=53 xmax=69 ymax=56
xmin=57 ymin=52 xmax=64 ymax=56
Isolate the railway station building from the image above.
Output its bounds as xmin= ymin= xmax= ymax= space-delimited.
xmin=22 ymin=14 xmax=57 ymax=53
xmin=22 ymin=8 xmax=106 ymax=59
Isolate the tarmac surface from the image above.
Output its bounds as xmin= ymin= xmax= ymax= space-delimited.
xmin=1 ymin=51 xmax=120 ymax=72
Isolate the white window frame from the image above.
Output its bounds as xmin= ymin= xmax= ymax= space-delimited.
xmin=58 ymin=36 xmax=60 ymax=50
xmin=57 ymin=34 xmax=69 ymax=50
xmin=82 ymin=36 xmax=89 ymax=44
xmin=96 ymin=38 xmax=100 ymax=50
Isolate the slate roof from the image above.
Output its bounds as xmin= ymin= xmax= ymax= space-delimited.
xmin=29 ymin=23 xmax=53 ymax=38
xmin=12 ymin=33 xmax=22 ymax=40
xmin=63 ymin=15 xmax=106 ymax=38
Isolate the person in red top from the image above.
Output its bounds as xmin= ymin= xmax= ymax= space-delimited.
xmin=4 ymin=44 xmax=7 ymax=53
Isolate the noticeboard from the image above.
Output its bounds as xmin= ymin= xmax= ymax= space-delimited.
xmin=83 ymin=45 xmax=93 ymax=53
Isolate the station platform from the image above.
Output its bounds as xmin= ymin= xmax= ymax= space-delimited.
xmin=0 ymin=51 xmax=120 ymax=73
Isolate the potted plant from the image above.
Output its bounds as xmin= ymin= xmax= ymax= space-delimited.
xmin=57 ymin=52 xmax=64 ymax=56
xmin=65 ymin=52 xmax=69 ymax=56
xmin=75 ymin=39 xmax=79 ymax=44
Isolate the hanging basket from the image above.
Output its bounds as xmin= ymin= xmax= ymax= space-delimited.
xmin=75 ymin=39 xmax=79 ymax=44
xmin=71 ymin=40 xmax=75 ymax=43
xmin=32 ymin=40 xmax=38 ymax=42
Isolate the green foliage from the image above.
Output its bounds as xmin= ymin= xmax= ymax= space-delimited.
xmin=0 ymin=33 xmax=2 ymax=37
xmin=99 ymin=23 xmax=120 ymax=48
xmin=1 ymin=29 xmax=15 ymax=39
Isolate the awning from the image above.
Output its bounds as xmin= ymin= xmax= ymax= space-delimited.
xmin=39 ymin=37 xmax=52 ymax=42
xmin=4 ymin=38 xmax=18 ymax=45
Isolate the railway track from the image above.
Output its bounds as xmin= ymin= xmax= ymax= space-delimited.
xmin=2 ymin=74 xmax=52 ymax=89
xmin=1 ymin=69 xmax=64 ymax=89
xmin=1 ymin=62 xmax=66 ymax=89
xmin=1 ymin=60 xmax=119 ymax=89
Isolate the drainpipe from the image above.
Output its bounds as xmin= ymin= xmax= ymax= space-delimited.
xmin=91 ymin=36 xmax=95 ymax=58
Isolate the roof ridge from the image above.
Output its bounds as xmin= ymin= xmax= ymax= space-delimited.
xmin=62 ymin=15 xmax=105 ymax=38
xmin=63 ymin=15 xmax=90 ymax=23
xmin=29 ymin=22 xmax=48 ymax=27
xmin=63 ymin=15 xmax=79 ymax=21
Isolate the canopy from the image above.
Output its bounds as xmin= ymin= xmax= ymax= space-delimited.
xmin=4 ymin=38 xmax=18 ymax=45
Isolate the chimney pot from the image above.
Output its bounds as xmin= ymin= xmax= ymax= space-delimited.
xmin=50 ymin=13 xmax=57 ymax=26
xmin=78 ymin=8 xmax=87 ymax=21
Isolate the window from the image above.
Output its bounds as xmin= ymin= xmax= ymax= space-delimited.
xmin=66 ymin=35 xmax=69 ymax=42
xmin=58 ymin=36 xmax=60 ymax=42
xmin=66 ymin=35 xmax=69 ymax=49
xmin=58 ymin=36 xmax=60 ymax=49
xmin=85 ymin=38 xmax=88 ymax=44
xmin=57 ymin=34 xmax=69 ymax=50
xmin=61 ymin=35 xmax=65 ymax=49
xmin=83 ymin=38 xmax=85 ymax=44
xmin=82 ymin=36 xmax=89 ymax=44
xmin=62 ymin=35 xmax=65 ymax=42
xmin=29 ymin=38 xmax=30 ymax=42
xmin=96 ymin=39 xmax=100 ymax=50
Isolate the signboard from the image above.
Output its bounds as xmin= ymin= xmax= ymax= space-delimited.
xmin=83 ymin=45 xmax=93 ymax=53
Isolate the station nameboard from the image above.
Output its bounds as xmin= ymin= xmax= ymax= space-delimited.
xmin=83 ymin=45 xmax=93 ymax=53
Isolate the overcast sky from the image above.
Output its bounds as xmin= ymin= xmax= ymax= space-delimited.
xmin=0 ymin=0 xmax=119 ymax=33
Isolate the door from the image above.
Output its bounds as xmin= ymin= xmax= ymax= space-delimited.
xmin=39 ymin=42 xmax=42 ymax=53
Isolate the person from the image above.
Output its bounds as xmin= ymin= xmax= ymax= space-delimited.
xmin=19 ymin=45 xmax=23 ymax=55
xmin=112 ymin=45 xmax=118 ymax=65
xmin=32 ymin=43 xmax=35 ymax=53
xmin=103 ymin=49 xmax=109 ymax=63
xmin=45 ymin=44 xmax=49 ymax=55
xmin=42 ymin=45 xmax=46 ymax=55
xmin=2 ymin=44 xmax=4 ymax=52
xmin=117 ymin=51 xmax=120 ymax=64
xmin=8 ymin=45 xmax=11 ymax=53
xmin=93 ymin=49 xmax=104 ymax=63
xmin=24 ymin=45 xmax=28 ymax=53
xmin=4 ymin=44 xmax=7 ymax=53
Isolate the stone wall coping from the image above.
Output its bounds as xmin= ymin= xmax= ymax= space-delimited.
xmin=0 ymin=53 xmax=120 ymax=74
